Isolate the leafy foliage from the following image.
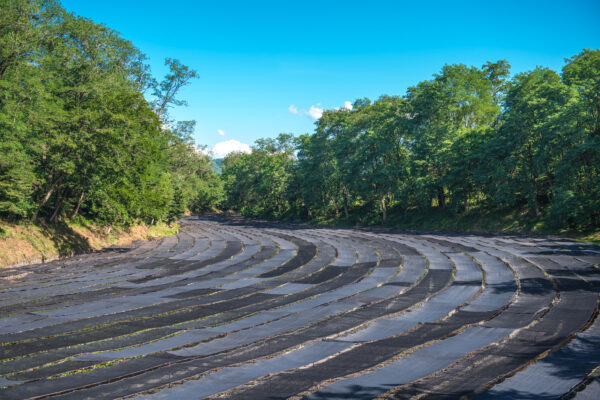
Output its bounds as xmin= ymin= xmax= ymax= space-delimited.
xmin=223 ymin=50 xmax=600 ymax=231
xmin=0 ymin=0 xmax=222 ymax=225
xmin=2 ymin=2 xmax=598 ymax=233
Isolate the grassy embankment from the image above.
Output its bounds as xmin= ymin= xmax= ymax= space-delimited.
xmin=307 ymin=208 xmax=600 ymax=245
xmin=0 ymin=218 xmax=179 ymax=268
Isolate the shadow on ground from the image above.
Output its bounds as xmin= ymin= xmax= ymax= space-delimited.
xmin=39 ymin=221 xmax=92 ymax=257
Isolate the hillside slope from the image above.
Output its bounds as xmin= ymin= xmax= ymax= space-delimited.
xmin=0 ymin=219 xmax=178 ymax=268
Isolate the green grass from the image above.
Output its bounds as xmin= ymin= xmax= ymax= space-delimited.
xmin=305 ymin=207 xmax=599 ymax=243
xmin=0 ymin=218 xmax=179 ymax=268
xmin=146 ymin=223 xmax=180 ymax=238
xmin=579 ymin=232 xmax=600 ymax=246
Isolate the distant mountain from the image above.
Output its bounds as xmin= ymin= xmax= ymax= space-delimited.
xmin=211 ymin=158 xmax=224 ymax=174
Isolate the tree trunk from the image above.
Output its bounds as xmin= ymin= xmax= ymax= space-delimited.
xmin=51 ymin=186 xmax=63 ymax=223
xmin=437 ymin=186 xmax=446 ymax=209
xmin=40 ymin=186 xmax=55 ymax=207
xmin=528 ymin=146 xmax=540 ymax=217
xmin=71 ymin=191 xmax=85 ymax=219
xmin=532 ymin=194 xmax=540 ymax=216
xmin=342 ymin=190 xmax=350 ymax=221
xmin=35 ymin=173 xmax=64 ymax=221
xmin=531 ymin=182 xmax=540 ymax=217
xmin=38 ymin=174 xmax=63 ymax=208
xmin=380 ymin=195 xmax=387 ymax=222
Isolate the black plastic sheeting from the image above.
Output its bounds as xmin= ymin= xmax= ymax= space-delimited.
xmin=259 ymin=244 xmax=317 ymax=278
xmin=389 ymin=274 xmax=598 ymax=399
xmin=473 ymin=333 xmax=600 ymax=399
xmin=0 ymin=292 xmax=281 ymax=359
xmin=0 ymin=354 xmax=183 ymax=400
xmin=164 ymin=287 xmax=221 ymax=299
xmin=294 ymin=266 xmax=346 ymax=284
xmin=216 ymin=273 xmax=468 ymax=399
xmin=0 ymin=327 xmax=180 ymax=376
xmin=5 ymin=262 xmax=429 ymax=398
xmin=0 ymin=245 xmax=280 ymax=342
xmin=0 ymin=261 xmax=374 ymax=382
xmin=3 ymin=217 xmax=599 ymax=400
xmin=306 ymin=326 xmax=513 ymax=400
xmin=129 ymin=239 xmax=244 ymax=282
xmin=574 ymin=376 xmax=600 ymax=400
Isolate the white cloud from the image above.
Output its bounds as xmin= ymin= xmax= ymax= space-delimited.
xmin=290 ymin=103 xmax=327 ymax=120
xmin=344 ymin=101 xmax=353 ymax=110
xmin=307 ymin=105 xmax=323 ymax=120
xmin=217 ymin=129 xmax=226 ymax=136
xmin=208 ymin=140 xmax=251 ymax=158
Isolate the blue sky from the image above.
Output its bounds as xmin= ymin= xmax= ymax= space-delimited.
xmin=61 ymin=0 xmax=599 ymax=156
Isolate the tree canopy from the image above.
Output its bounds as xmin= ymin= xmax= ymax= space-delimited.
xmin=222 ymin=49 xmax=600 ymax=231
xmin=2 ymin=1 xmax=598 ymax=233
xmin=0 ymin=0 xmax=222 ymax=225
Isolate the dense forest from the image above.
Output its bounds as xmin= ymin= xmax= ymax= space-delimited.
xmin=2 ymin=1 xmax=599 ymax=234
xmin=0 ymin=0 xmax=222 ymax=226
xmin=222 ymin=51 xmax=600 ymax=231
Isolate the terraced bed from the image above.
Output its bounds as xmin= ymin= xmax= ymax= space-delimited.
xmin=1 ymin=216 xmax=599 ymax=399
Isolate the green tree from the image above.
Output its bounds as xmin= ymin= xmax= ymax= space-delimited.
xmin=152 ymin=58 xmax=198 ymax=121
xmin=548 ymin=49 xmax=600 ymax=228
xmin=563 ymin=49 xmax=600 ymax=136
xmin=0 ymin=0 xmax=220 ymax=226
xmin=407 ymin=64 xmax=497 ymax=210
xmin=495 ymin=68 xmax=572 ymax=216
xmin=222 ymin=134 xmax=296 ymax=219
